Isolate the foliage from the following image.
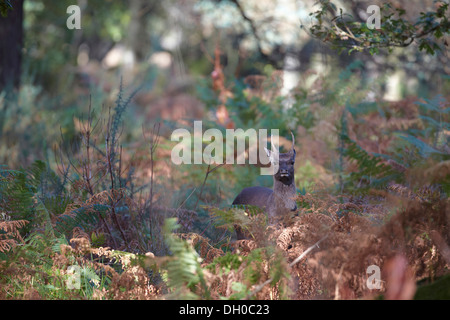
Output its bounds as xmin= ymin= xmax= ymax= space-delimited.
xmin=1 ymin=85 xmax=449 ymax=299
xmin=0 ymin=0 xmax=12 ymax=17
xmin=338 ymin=107 xmax=401 ymax=192
xmin=159 ymin=218 xmax=209 ymax=299
xmin=0 ymin=0 xmax=449 ymax=301
xmin=0 ymin=218 xmax=28 ymax=253
xmin=0 ymin=229 xmax=158 ymax=299
xmin=306 ymin=0 xmax=450 ymax=55
xmin=340 ymin=101 xmax=449 ymax=193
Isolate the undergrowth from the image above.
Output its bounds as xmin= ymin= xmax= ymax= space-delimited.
xmin=0 ymin=64 xmax=449 ymax=300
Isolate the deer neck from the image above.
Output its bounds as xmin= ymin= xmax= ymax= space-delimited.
xmin=272 ymin=177 xmax=297 ymax=209
xmin=266 ymin=178 xmax=297 ymax=221
xmin=273 ymin=177 xmax=296 ymax=194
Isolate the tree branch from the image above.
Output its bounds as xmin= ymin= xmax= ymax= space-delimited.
xmin=229 ymin=0 xmax=278 ymax=66
xmin=246 ymin=235 xmax=328 ymax=299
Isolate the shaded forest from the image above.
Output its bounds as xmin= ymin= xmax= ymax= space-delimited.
xmin=0 ymin=0 xmax=449 ymax=300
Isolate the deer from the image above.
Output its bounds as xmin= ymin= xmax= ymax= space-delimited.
xmin=232 ymin=133 xmax=298 ymax=240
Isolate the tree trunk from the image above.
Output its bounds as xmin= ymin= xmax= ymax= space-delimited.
xmin=127 ymin=0 xmax=151 ymax=61
xmin=0 ymin=0 xmax=24 ymax=91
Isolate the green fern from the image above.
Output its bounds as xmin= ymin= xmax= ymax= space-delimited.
xmin=399 ymin=134 xmax=449 ymax=160
xmin=0 ymin=165 xmax=35 ymax=233
xmin=401 ymin=94 xmax=450 ymax=161
xmin=0 ymin=160 xmax=102 ymax=239
xmin=54 ymin=204 xmax=107 ymax=235
xmin=339 ymin=108 xmax=402 ymax=192
xmin=342 ymin=134 xmax=401 ymax=188
xmin=162 ymin=218 xmax=210 ymax=299
xmin=208 ymin=205 xmax=262 ymax=233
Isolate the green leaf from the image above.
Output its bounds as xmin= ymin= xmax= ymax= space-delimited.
xmin=0 ymin=0 xmax=12 ymax=17
xmin=399 ymin=134 xmax=446 ymax=157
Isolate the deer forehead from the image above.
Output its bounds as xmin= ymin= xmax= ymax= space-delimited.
xmin=273 ymin=152 xmax=295 ymax=162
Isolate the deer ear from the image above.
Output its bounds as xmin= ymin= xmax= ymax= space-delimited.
xmin=264 ymin=147 xmax=271 ymax=159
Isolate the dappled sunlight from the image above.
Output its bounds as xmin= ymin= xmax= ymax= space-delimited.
xmin=0 ymin=0 xmax=449 ymax=302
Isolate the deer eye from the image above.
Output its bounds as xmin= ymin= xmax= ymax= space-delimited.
xmin=291 ymin=160 xmax=295 ymax=165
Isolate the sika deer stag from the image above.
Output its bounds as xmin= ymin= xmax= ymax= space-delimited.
xmin=232 ymin=133 xmax=297 ymax=240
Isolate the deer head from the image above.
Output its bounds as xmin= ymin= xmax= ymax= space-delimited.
xmin=264 ymin=132 xmax=296 ymax=186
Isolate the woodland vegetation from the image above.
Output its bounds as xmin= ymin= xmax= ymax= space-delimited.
xmin=0 ymin=0 xmax=449 ymax=300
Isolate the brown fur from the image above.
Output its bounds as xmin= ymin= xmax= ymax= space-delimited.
xmin=232 ymin=134 xmax=297 ymax=239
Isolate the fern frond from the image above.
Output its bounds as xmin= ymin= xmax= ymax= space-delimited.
xmin=208 ymin=206 xmax=249 ymax=231
xmin=162 ymin=218 xmax=208 ymax=299
xmin=0 ymin=219 xmax=29 ymax=252
xmin=0 ymin=219 xmax=28 ymax=236
xmin=0 ymin=167 xmax=35 ymax=229
xmin=341 ymin=133 xmax=402 ymax=190
xmin=54 ymin=203 xmax=107 ymax=235
xmin=400 ymin=134 xmax=450 ymax=160
xmin=0 ymin=238 xmax=17 ymax=253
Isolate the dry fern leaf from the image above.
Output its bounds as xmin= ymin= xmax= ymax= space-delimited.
xmin=0 ymin=219 xmax=28 ymax=235
xmin=0 ymin=238 xmax=18 ymax=253
xmin=0 ymin=219 xmax=29 ymax=252
xmin=425 ymin=160 xmax=450 ymax=182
